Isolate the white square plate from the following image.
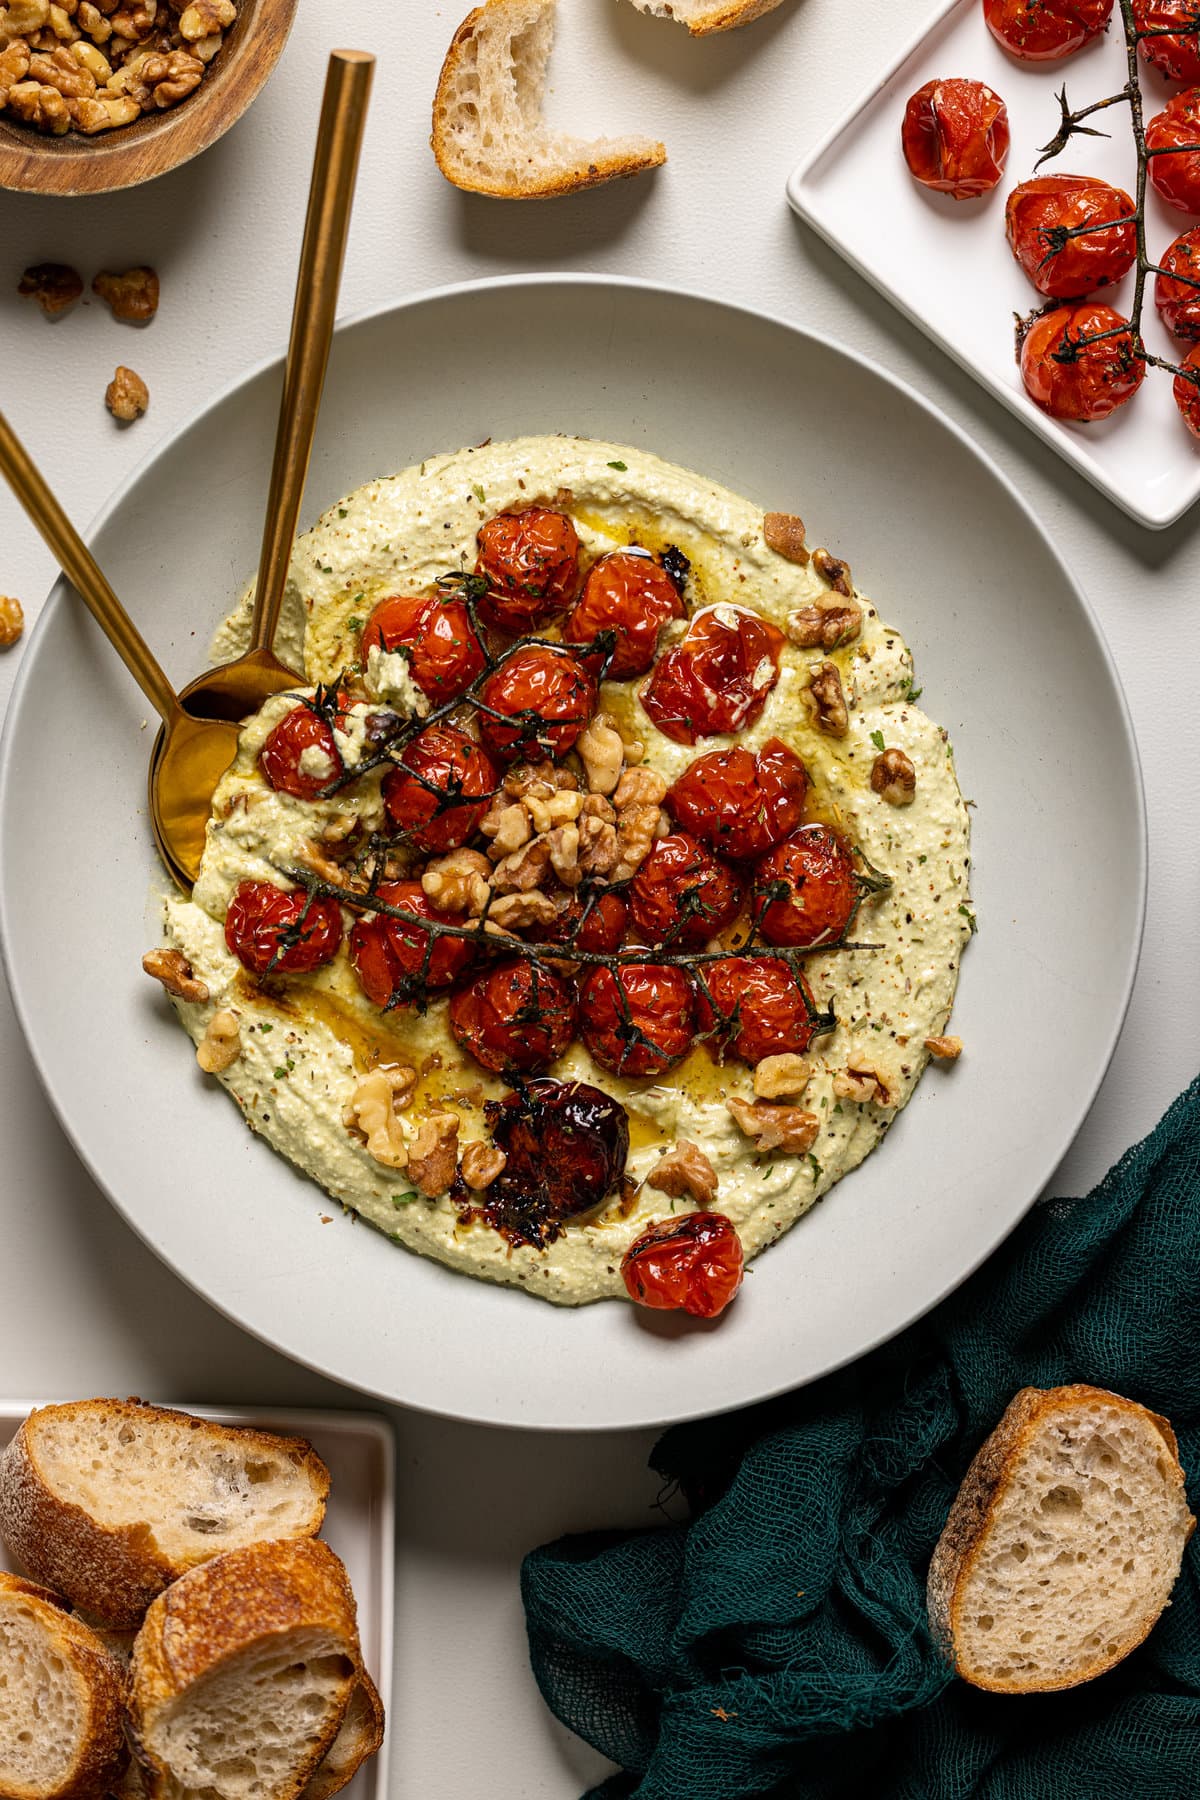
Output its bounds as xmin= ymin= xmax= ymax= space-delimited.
xmin=787 ymin=0 xmax=1200 ymax=529
xmin=0 ymin=1402 xmax=394 ymax=1799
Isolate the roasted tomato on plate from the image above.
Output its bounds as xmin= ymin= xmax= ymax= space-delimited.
xmin=754 ymin=824 xmax=860 ymax=949
xmin=561 ymin=548 xmax=684 ymax=679
xmin=1174 ymin=345 xmax=1200 ymax=436
xmin=1005 ymin=175 xmax=1137 ymax=298
xmin=1018 ymin=304 xmax=1146 ymax=421
xmin=258 ymin=703 xmax=344 ymax=801
xmin=984 ymin=0 xmax=1113 ymax=60
xmin=579 ymin=962 xmax=696 ymax=1077
xmin=360 ymin=591 xmax=486 ymax=704
xmin=381 ymin=725 xmax=498 ymax=854
xmin=1134 ymin=0 xmax=1200 ymax=84
xmin=695 ymin=956 xmax=825 ymax=1065
xmin=1147 ymin=90 xmax=1200 ymax=214
xmin=224 ymin=881 xmax=343 ymax=975
xmin=1156 ymin=228 xmax=1200 ymax=339
xmin=449 ymin=960 xmax=576 ymax=1074
xmin=621 ymin=1213 xmax=744 ymax=1319
xmin=477 ymin=645 xmax=597 ymax=763
xmin=901 ymin=78 xmax=1010 ymax=198
xmin=666 ymin=738 xmax=808 ymax=862
xmin=641 ymin=604 xmax=784 ymax=744
xmin=475 ymin=506 xmax=582 ymax=632
xmin=627 ymin=833 xmax=743 ymax=950
xmin=349 ymin=880 xmax=473 ymax=1006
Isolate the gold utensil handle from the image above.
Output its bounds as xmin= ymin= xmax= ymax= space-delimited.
xmin=0 ymin=407 xmax=178 ymax=723
xmin=248 ymin=47 xmax=375 ymax=657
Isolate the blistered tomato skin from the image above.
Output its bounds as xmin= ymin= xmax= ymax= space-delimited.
xmin=666 ymin=739 xmax=809 ymax=862
xmin=579 ymin=963 xmax=696 ymax=1078
xmin=475 ymin=507 xmax=582 ymax=632
xmin=1174 ymin=344 xmax=1200 ymax=436
xmin=224 ymin=881 xmax=343 ymax=975
xmin=532 ymin=890 xmax=630 ymax=956
xmin=901 ymin=78 xmax=1010 ymax=198
xmin=627 ymin=833 xmax=743 ymax=950
xmin=258 ymin=705 xmax=344 ymax=801
xmin=621 ymin=1213 xmax=744 ymax=1319
xmin=477 ymin=646 xmax=597 ymax=763
xmin=755 ymin=824 xmax=859 ymax=950
xmin=349 ymin=879 xmax=473 ymax=1007
xmin=1135 ymin=0 xmax=1200 ymax=83
xmin=984 ymin=0 xmax=1113 ymax=59
xmin=478 ymin=1079 xmax=630 ymax=1249
xmin=696 ymin=957 xmax=822 ymax=1066
xmin=1018 ymin=303 xmax=1145 ymax=421
xmin=1005 ymin=175 xmax=1137 ymax=298
xmin=381 ymin=726 xmax=498 ymax=854
xmin=448 ymin=960 xmax=576 ymax=1074
xmin=561 ymin=549 xmax=684 ymax=679
xmin=1147 ymin=91 xmax=1200 ymax=214
xmin=1156 ymin=229 xmax=1200 ymax=339
xmin=641 ymin=605 xmax=785 ymax=745
xmin=360 ymin=593 xmax=486 ymax=704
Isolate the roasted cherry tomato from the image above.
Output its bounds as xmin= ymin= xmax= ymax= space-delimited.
xmin=754 ymin=824 xmax=859 ymax=949
xmin=579 ymin=963 xmax=696 ymax=1078
xmin=666 ymin=738 xmax=809 ymax=862
xmin=695 ymin=956 xmax=823 ymax=1065
xmin=258 ymin=703 xmax=343 ymax=801
xmin=1135 ymin=0 xmax=1200 ymax=84
xmin=561 ymin=549 xmax=684 ymax=679
xmin=984 ymin=0 xmax=1113 ymax=59
xmin=448 ymin=959 xmax=576 ymax=1074
xmin=621 ymin=1212 xmax=744 ymax=1319
xmin=381 ymin=726 xmax=498 ymax=854
xmin=627 ymin=833 xmax=743 ymax=950
xmin=641 ymin=605 xmax=785 ymax=745
xmin=1005 ymin=175 xmax=1136 ymax=297
xmin=530 ymin=890 xmax=630 ymax=956
xmin=478 ymin=1079 xmax=630 ymax=1249
xmin=901 ymin=78 xmax=1011 ymax=198
xmin=477 ymin=645 xmax=596 ymax=763
xmin=1147 ymin=90 xmax=1200 ymax=213
xmin=1173 ymin=343 xmax=1200 ymax=435
xmin=1018 ymin=303 xmax=1145 ymax=420
xmin=349 ymin=879 xmax=473 ymax=1007
xmin=224 ymin=880 xmax=343 ymax=975
xmin=475 ymin=506 xmax=582 ymax=632
xmin=1156 ymin=227 xmax=1200 ymax=337
xmin=360 ymin=592 xmax=486 ymax=705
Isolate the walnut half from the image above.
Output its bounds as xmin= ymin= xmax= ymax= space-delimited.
xmin=646 ymin=1140 xmax=718 ymax=1207
xmin=833 ymin=1064 xmax=895 ymax=1107
xmin=461 ymin=1139 xmax=506 ymax=1190
xmin=763 ymin=511 xmax=809 ymax=564
xmin=786 ymin=598 xmax=862 ymax=651
xmin=105 ymin=364 xmax=148 ymax=422
xmin=343 ymin=1065 xmax=416 ymax=1170
xmin=196 ymin=1008 xmax=240 ymax=1074
xmin=92 ymin=264 xmax=159 ymax=321
xmin=142 ymin=946 xmax=208 ymax=1004
xmin=752 ymin=1054 xmax=810 ymax=1101
xmin=802 ymin=661 xmax=849 ymax=738
xmin=870 ymin=747 xmax=916 ymax=807
xmin=407 ymin=1112 xmax=460 ymax=1198
xmin=924 ymin=1035 xmax=963 ymax=1062
xmin=727 ymin=1096 xmax=819 ymax=1155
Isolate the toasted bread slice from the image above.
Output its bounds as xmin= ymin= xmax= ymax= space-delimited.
xmin=432 ymin=0 xmax=666 ymax=198
xmin=129 ymin=1538 xmax=361 ymax=1800
xmin=300 ymin=1673 xmax=386 ymax=1800
xmin=625 ymin=0 xmax=786 ymax=33
xmin=0 ymin=1399 xmax=330 ymax=1629
xmin=0 ymin=1571 xmax=129 ymax=1800
xmin=928 ymin=1384 xmax=1195 ymax=1693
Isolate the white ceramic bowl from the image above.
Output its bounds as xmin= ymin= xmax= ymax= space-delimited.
xmin=0 ymin=276 xmax=1145 ymax=1430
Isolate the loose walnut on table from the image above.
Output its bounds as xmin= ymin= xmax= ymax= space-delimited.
xmin=105 ymin=364 xmax=148 ymax=421
xmin=0 ymin=596 xmax=25 ymax=648
xmin=92 ymin=265 xmax=159 ymax=322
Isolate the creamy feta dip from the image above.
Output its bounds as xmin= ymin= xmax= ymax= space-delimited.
xmin=157 ymin=437 xmax=973 ymax=1306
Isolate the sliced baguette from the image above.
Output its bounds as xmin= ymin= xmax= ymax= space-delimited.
xmin=0 ymin=1399 xmax=330 ymax=1629
xmin=432 ymin=0 xmax=666 ymax=198
xmin=625 ymin=0 xmax=786 ymax=33
xmin=129 ymin=1538 xmax=361 ymax=1800
xmin=300 ymin=1673 xmax=386 ymax=1800
xmin=0 ymin=1571 xmax=129 ymax=1800
xmin=928 ymin=1384 xmax=1195 ymax=1693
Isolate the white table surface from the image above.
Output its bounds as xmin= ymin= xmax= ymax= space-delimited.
xmin=1 ymin=3 xmax=1197 ymax=1793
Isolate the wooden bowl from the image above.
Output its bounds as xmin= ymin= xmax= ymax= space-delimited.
xmin=0 ymin=0 xmax=298 ymax=196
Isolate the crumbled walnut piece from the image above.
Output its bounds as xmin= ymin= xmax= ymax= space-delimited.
xmin=613 ymin=766 xmax=667 ymax=810
xmin=577 ymin=813 xmax=619 ymax=879
xmin=67 ymin=89 xmax=134 ymax=126
xmin=577 ymin=711 xmax=624 ymax=797
xmin=579 ymin=793 xmax=616 ymax=823
xmin=812 ymin=548 xmax=853 ymax=596
xmin=70 ymin=37 xmax=111 ymax=79
xmin=107 ymin=0 xmax=157 ymax=41
xmin=422 ymin=847 xmax=491 ymax=916
xmin=295 ymin=838 xmax=363 ymax=889
xmin=142 ymin=946 xmax=208 ymax=1003
xmin=0 ymin=596 xmax=25 ymax=648
xmin=504 ymin=764 xmax=577 ymax=799
xmin=138 ymin=44 xmax=201 ymax=103
xmin=612 ymin=803 xmax=661 ymax=883
xmin=646 ymin=1140 xmax=718 ymax=1207
xmin=832 ymin=1063 xmax=895 ymax=1107
xmin=77 ymin=0 xmax=111 ymax=40
xmin=525 ymin=787 xmax=584 ymax=834
xmin=785 ymin=597 xmax=863 ymax=650
xmin=17 ymin=260 xmax=81 ymax=315
xmin=105 ymin=364 xmax=148 ymax=421
xmin=177 ymin=0 xmax=232 ymax=35
xmin=802 ymin=661 xmax=849 ymax=738
xmin=461 ymin=1139 xmax=506 ymax=1191
xmin=727 ymin=1096 xmax=820 ymax=1154
xmin=47 ymin=4 xmax=81 ymax=41
xmin=7 ymin=77 xmax=69 ymax=127
xmin=763 ymin=511 xmax=809 ymax=565
xmin=196 ymin=1008 xmax=240 ymax=1074
xmin=924 ymin=1035 xmax=963 ymax=1062
xmin=871 ymin=746 xmax=916 ymax=806
xmin=3 ymin=0 xmax=50 ymax=32
xmin=342 ymin=1064 xmax=415 ymax=1170
xmin=0 ymin=38 xmax=31 ymax=101
xmin=407 ymin=1111 xmax=459 ymax=1198
xmin=490 ymin=837 xmax=552 ymax=896
xmin=479 ymin=799 xmax=532 ymax=859
xmin=487 ymin=890 xmax=558 ymax=931
xmin=92 ymin=264 xmax=158 ymax=321
xmin=752 ymin=1053 xmax=811 ymax=1101
xmin=29 ymin=43 xmax=92 ymax=92
xmin=547 ymin=822 xmax=581 ymax=888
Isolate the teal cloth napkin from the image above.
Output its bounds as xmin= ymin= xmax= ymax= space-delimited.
xmin=521 ymin=1077 xmax=1200 ymax=1799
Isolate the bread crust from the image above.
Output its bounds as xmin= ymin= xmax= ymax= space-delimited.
xmin=0 ymin=1399 xmax=330 ymax=1630
xmin=431 ymin=3 xmax=667 ymax=199
xmin=634 ymin=0 xmax=787 ymax=34
xmin=0 ymin=1570 xmax=129 ymax=1800
xmin=928 ymin=1383 xmax=1196 ymax=1694
xmin=300 ymin=1672 xmax=386 ymax=1800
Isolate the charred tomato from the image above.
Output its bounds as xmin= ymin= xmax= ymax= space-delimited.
xmin=1147 ymin=90 xmax=1200 ymax=214
xmin=666 ymin=738 xmax=809 ymax=862
xmin=1174 ymin=343 xmax=1200 ymax=436
xmin=640 ymin=605 xmax=785 ymax=745
xmin=1018 ymin=303 xmax=1145 ymax=421
xmin=381 ymin=725 xmax=498 ymax=854
xmin=901 ymin=78 xmax=1011 ymax=198
xmin=579 ymin=963 xmax=696 ymax=1078
xmin=224 ymin=881 xmax=343 ymax=975
xmin=1135 ymin=0 xmax=1200 ymax=84
xmin=695 ymin=956 xmax=825 ymax=1065
xmin=448 ymin=960 xmax=576 ymax=1074
xmin=621 ymin=1213 xmax=744 ymax=1319
xmin=258 ymin=703 xmax=344 ymax=801
xmin=475 ymin=506 xmax=582 ymax=632
xmin=477 ymin=645 xmax=596 ymax=763
xmin=754 ymin=824 xmax=859 ymax=949
xmin=627 ymin=833 xmax=743 ymax=950
xmin=349 ymin=879 xmax=473 ymax=1007
xmin=1005 ymin=175 xmax=1136 ymax=297
xmin=475 ymin=1078 xmax=630 ymax=1249
xmin=530 ymin=890 xmax=630 ymax=956
xmin=561 ymin=548 xmax=684 ymax=679
xmin=1156 ymin=228 xmax=1200 ymax=338
xmin=360 ymin=592 xmax=486 ymax=705
xmin=984 ymin=0 xmax=1113 ymax=59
